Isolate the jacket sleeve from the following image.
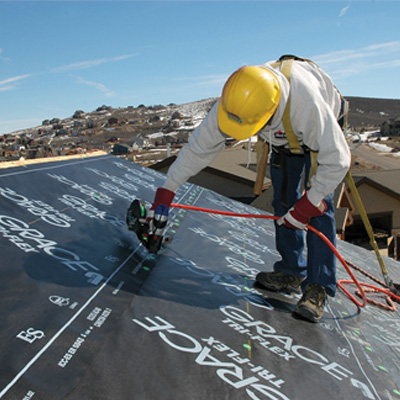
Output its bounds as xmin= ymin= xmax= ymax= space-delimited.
xmin=163 ymin=101 xmax=226 ymax=192
xmin=290 ymin=70 xmax=351 ymax=206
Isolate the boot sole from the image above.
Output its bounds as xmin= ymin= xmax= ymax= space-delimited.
xmin=293 ymin=306 xmax=322 ymax=323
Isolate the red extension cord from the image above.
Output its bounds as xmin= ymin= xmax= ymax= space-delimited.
xmin=171 ymin=203 xmax=400 ymax=311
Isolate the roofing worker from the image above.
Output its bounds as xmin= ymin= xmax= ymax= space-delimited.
xmin=130 ymin=55 xmax=351 ymax=323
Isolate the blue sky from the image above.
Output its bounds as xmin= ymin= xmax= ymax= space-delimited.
xmin=1 ymin=1 xmax=400 ymax=134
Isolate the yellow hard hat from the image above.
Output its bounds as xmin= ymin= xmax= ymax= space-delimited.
xmin=218 ymin=65 xmax=281 ymax=140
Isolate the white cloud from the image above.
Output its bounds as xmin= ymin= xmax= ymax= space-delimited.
xmin=0 ymin=48 xmax=7 ymax=61
xmin=333 ymin=59 xmax=400 ymax=78
xmin=75 ymin=76 xmax=116 ymax=97
xmin=197 ymin=75 xmax=228 ymax=87
xmin=312 ymin=41 xmax=400 ymax=65
xmin=0 ymin=53 xmax=135 ymax=95
xmin=52 ymin=54 xmax=137 ymax=72
xmin=339 ymin=6 xmax=349 ymax=17
xmin=310 ymin=41 xmax=400 ymax=81
xmin=339 ymin=4 xmax=350 ymax=17
xmin=0 ymin=117 xmax=43 ymax=134
xmin=173 ymin=73 xmax=227 ymax=88
xmin=0 ymin=74 xmax=32 ymax=90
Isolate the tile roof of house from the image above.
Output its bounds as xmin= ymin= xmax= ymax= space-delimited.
xmin=151 ymin=145 xmax=271 ymax=187
xmin=353 ymin=169 xmax=400 ymax=198
xmin=208 ymin=146 xmax=267 ymax=184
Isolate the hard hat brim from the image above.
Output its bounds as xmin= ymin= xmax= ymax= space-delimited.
xmin=217 ymin=100 xmax=271 ymax=141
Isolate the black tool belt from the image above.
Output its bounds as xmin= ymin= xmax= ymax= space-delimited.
xmin=271 ymin=144 xmax=310 ymax=156
xmin=271 ymin=145 xmax=309 ymax=208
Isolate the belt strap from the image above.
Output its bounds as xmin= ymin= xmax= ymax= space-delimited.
xmin=271 ymin=57 xmax=303 ymax=155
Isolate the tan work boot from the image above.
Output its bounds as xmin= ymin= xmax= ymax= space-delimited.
xmin=255 ymin=271 xmax=304 ymax=294
xmin=294 ymin=283 xmax=327 ymax=323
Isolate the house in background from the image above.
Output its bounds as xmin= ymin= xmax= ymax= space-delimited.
xmin=112 ymin=134 xmax=150 ymax=156
xmin=150 ymin=146 xmax=353 ymax=239
xmin=381 ymin=118 xmax=400 ymax=136
xmin=348 ymin=169 xmax=400 ymax=260
xmin=150 ymin=146 xmax=269 ymax=205
xmin=129 ymin=134 xmax=150 ymax=151
xmin=150 ymin=147 xmax=400 ymax=260
xmin=112 ymin=143 xmax=132 ymax=156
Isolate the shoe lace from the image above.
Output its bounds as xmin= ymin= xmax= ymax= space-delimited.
xmin=305 ymin=285 xmax=326 ymax=306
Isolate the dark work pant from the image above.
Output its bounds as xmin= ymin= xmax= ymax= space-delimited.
xmin=270 ymin=151 xmax=337 ymax=297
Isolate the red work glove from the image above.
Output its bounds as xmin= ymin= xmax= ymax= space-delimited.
xmin=277 ymin=191 xmax=327 ymax=230
xmin=150 ymin=187 xmax=175 ymax=211
xmin=146 ymin=187 xmax=175 ymax=246
xmin=148 ymin=187 xmax=176 ymax=227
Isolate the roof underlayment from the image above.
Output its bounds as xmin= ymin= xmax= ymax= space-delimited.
xmin=0 ymin=154 xmax=400 ymax=400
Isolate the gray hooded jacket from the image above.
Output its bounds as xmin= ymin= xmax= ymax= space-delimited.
xmin=164 ymin=59 xmax=351 ymax=207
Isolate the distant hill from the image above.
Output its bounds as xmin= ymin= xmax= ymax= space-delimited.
xmin=346 ymin=96 xmax=400 ymax=130
xmin=2 ymin=96 xmax=399 ymax=165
